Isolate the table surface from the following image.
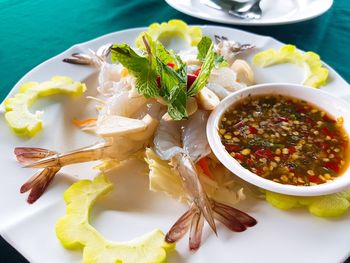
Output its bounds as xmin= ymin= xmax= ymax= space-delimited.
xmin=0 ymin=0 xmax=349 ymax=262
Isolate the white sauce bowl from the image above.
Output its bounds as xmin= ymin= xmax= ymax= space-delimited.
xmin=207 ymin=83 xmax=350 ymax=196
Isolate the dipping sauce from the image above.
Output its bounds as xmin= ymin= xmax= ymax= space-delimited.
xmin=219 ymin=94 xmax=349 ymax=186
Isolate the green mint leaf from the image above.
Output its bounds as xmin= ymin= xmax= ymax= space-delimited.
xmin=167 ymin=87 xmax=187 ymax=120
xmin=188 ymin=43 xmax=215 ymax=97
xmin=143 ymin=33 xmax=178 ymax=67
xmin=197 ymin=36 xmax=228 ymax=67
xmin=197 ymin=36 xmax=213 ymax=60
xmin=174 ymin=54 xmax=187 ymax=80
xmin=156 ymin=58 xmax=187 ymax=120
xmin=156 ymin=41 xmax=175 ymax=65
xmin=111 ymin=44 xmax=159 ymax=98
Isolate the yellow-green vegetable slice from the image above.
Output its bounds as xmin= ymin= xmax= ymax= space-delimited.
xmin=253 ymin=45 xmax=329 ymax=88
xmin=56 ymin=174 xmax=174 ymax=263
xmin=135 ymin=19 xmax=202 ymax=49
xmin=4 ymin=76 xmax=86 ymax=137
xmin=265 ymin=189 xmax=350 ymax=217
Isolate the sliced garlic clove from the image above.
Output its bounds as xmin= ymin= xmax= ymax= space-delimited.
xmin=231 ymin=59 xmax=255 ymax=86
xmin=96 ymin=115 xmax=147 ymax=137
xmin=196 ymin=87 xmax=220 ymax=111
xmin=208 ymin=67 xmax=237 ymax=89
xmin=129 ymin=114 xmax=159 ymax=141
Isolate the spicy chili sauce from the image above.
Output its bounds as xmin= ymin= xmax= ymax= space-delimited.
xmin=219 ymin=94 xmax=349 ymax=186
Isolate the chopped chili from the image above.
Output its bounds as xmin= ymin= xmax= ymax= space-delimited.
xmin=187 ymin=74 xmax=197 ymax=88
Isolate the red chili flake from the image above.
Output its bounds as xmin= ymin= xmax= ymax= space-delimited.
xmin=274 ymin=116 xmax=289 ymax=122
xmin=251 ymin=145 xmax=261 ymax=151
xmin=234 ymin=153 xmax=244 ymax=161
xmin=225 ymin=144 xmax=240 ymax=152
xmin=167 ymin=62 xmax=175 ymax=68
xmin=187 ymin=74 xmax=197 ymax=88
xmin=321 ymin=127 xmax=335 ymax=138
xmin=256 ymin=168 xmax=264 ymax=176
xmin=323 ymin=115 xmax=336 ymax=123
xmin=265 ymin=149 xmax=274 ymax=160
xmin=246 ymin=159 xmax=254 ymax=167
xmin=254 ymin=149 xmax=265 ymax=158
xmin=305 ymin=116 xmax=315 ymax=125
xmin=233 ymin=120 xmax=245 ymax=128
xmin=254 ymin=149 xmax=274 ymax=160
xmin=248 ymin=126 xmax=258 ymax=134
xmin=156 ymin=76 xmax=161 ymax=88
xmin=296 ymin=107 xmax=306 ymax=113
xmin=193 ymin=67 xmax=201 ymax=76
xmin=288 ymin=146 xmax=296 ymax=154
xmin=323 ymin=161 xmax=340 ymax=173
xmin=309 ymin=175 xmax=322 ymax=184
xmin=319 ymin=142 xmax=329 ymax=150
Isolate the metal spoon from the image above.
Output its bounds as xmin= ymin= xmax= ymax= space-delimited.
xmin=201 ymin=0 xmax=262 ymax=20
xmin=228 ymin=0 xmax=262 ymax=20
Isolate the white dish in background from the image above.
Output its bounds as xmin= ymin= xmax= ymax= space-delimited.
xmin=165 ymin=0 xmax=333 ymax=26
xmin=0 ymin=25 xmax=350 ymax=263
xmin=207 ymin=83 xmax=350 ymax=196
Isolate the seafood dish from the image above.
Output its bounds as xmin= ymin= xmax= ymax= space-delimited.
xmin=2 ymin=20 xmax=350 ymax=263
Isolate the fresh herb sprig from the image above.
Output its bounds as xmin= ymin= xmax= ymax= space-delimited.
xmin=111 ymin=34 xmax=215 ymax=120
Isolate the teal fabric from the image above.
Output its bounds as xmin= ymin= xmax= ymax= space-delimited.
xmin=0 ymin=0 xmax=349 ymax=261
xmin=0 ymin=0 xmax=349 ymax=103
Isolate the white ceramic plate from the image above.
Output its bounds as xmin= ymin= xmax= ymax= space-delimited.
xmin=165 ymin=0 xmax=333 ymax=26
xmin=0 ymin=25 xmax=350 ymax=263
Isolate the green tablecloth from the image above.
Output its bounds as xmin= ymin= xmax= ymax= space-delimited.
xmin=0 ymin=0 xmax=349 ymax=261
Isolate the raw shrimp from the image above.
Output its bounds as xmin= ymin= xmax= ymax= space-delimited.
xmin=15 ymin=90 xmax=161 ymax=203
xmin=153 ymin=115 xmax=215 ymax=249
xmin=62 ymin=44 xmax=130 ymax=97
xmin=182 ymin=110 xmax=211 ymax=162
xmin=153 ymin=110 xmax=257 ymax=250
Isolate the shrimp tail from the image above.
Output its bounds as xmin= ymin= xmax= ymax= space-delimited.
xmin=14 ymin=147 xmax=57 ymax=165
xmin=189 ymin=210 xmax=204 ymax=251
xmin=165 ymin=204 xmax=197 ymax=243
xmin=20 ymin=167 xmax=60 ymax=204
xmin=21 ymin=141 xmax=110 ymax=168
xmin=165 ymin=199 xmax=257 ymax=250
xmin=165 ymin=204 xmax=205 ymax=251
xmin=14 ymin=141 xmax=111 ymax=203
xmin=212 ymin=200 xmax=257 ymax=231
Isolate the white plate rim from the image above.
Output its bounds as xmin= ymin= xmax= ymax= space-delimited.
xmin=164 ymin=0 xmax=334 ymax=26
xmin=1 ymin=25 xmax=350 ymax=263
